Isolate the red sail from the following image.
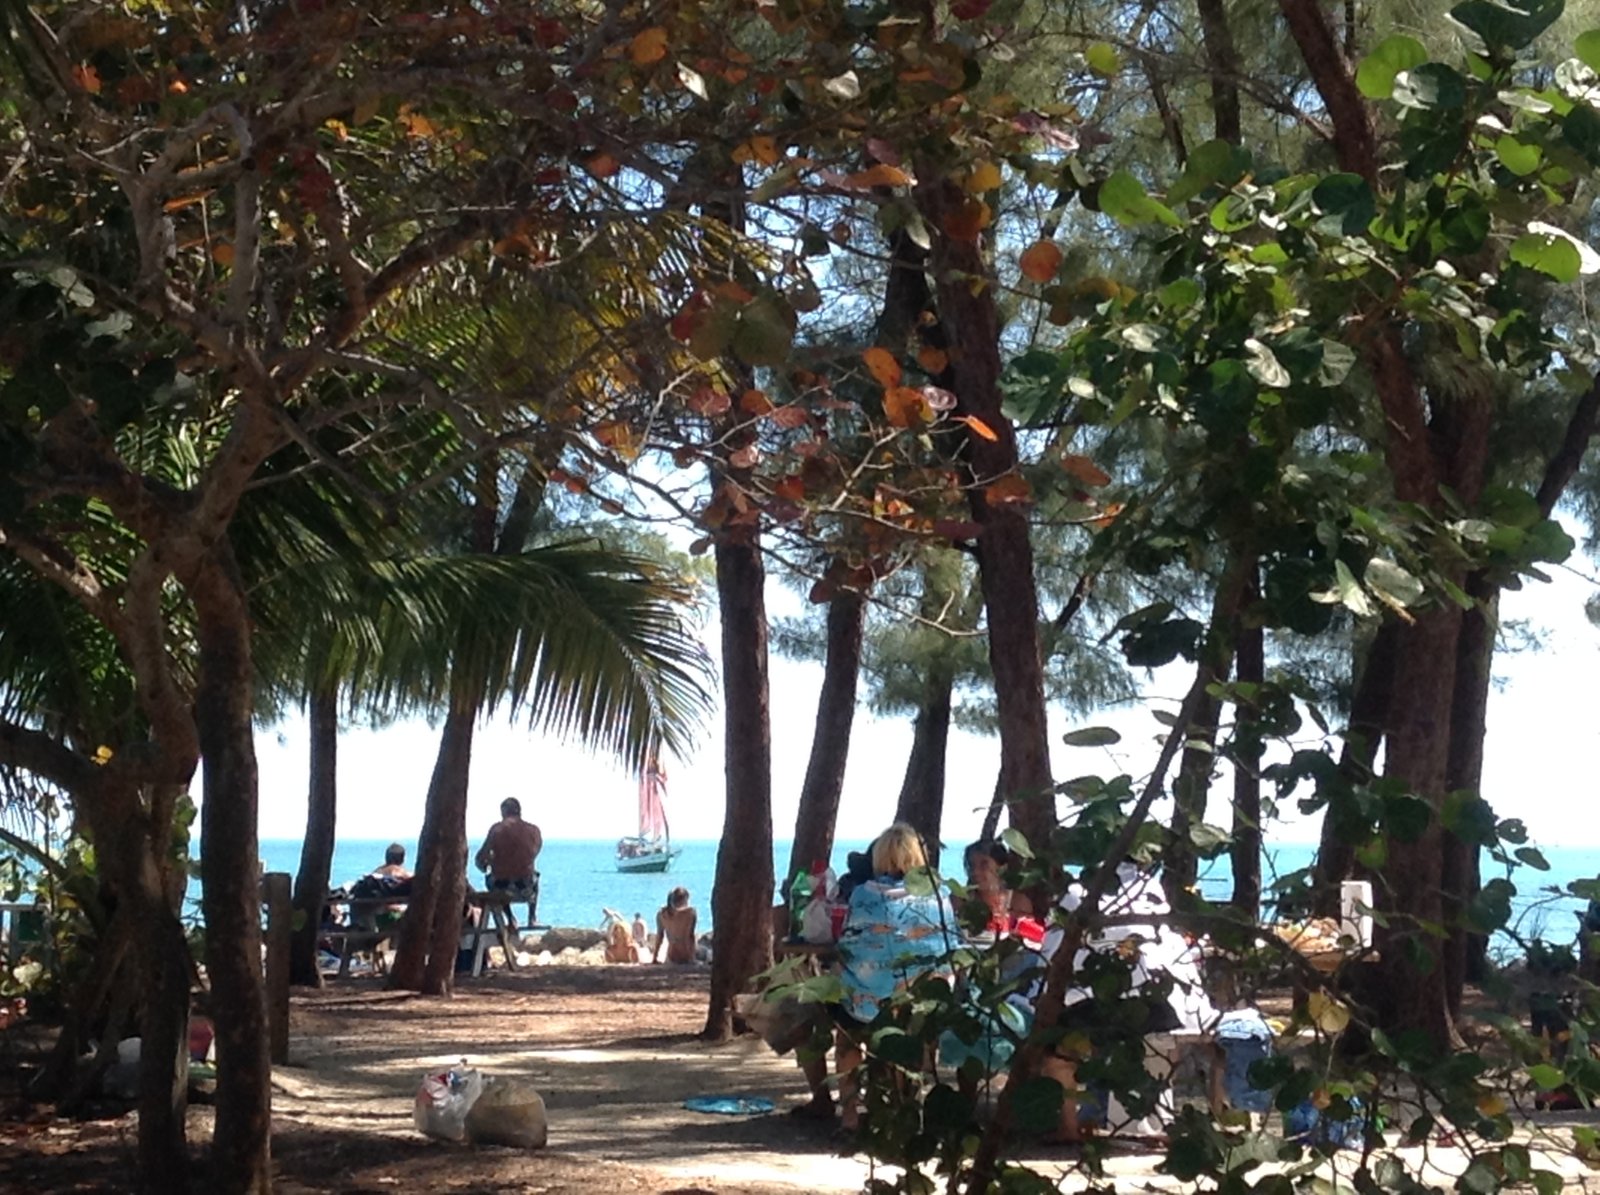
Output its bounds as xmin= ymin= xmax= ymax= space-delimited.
xmin=638 ymin=763 xmax=669 ymax=842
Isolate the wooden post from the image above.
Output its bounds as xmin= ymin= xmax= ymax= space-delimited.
xmin=263 ymin=872 xmax=292 ymax=1065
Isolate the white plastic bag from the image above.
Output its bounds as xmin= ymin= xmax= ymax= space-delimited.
xmin=464 ymin=1075 xmax=548 ymax=1148
xmin=801 ymin=897 xmax=835 ymax=944
xmin=413 ymin=1064 xmax=484 ymax=1142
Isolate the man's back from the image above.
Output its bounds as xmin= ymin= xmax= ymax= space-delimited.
xmin=483 ymin=817 xmax=541 ymax=880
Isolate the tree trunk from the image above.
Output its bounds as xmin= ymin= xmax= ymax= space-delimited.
xmin=84 ymin=789 xmax=192 ymax=1193
xmin=1229 ymin=572 xmax=1264 ymax=919
xmin=894 ymin=654 xmax=955 ymax=861
xmin=421 ymin=702 xmax=475 ymax=996
xmin=703 ymin=523 xmax=775 ymax=1040
xmin=914 ymin=173 xmax=1054 ymax=850
xmin=1195 ymin=0 xmax=1243 ymax=144
xmin=1167 ymin=549 xmax=1252 ymax=898
xmin=788 ymin=588 xmax=867 ymax=883
xmin=194 ymin=553 xmax=273 ymax=1195
xmin=289 ymin=683 xmax=338 ymax=988
xmin=388 ymin=698 xmax=475 ymax=995
xmin=388 ymin=459 xmax=514 ymax=996
xmin=1371 ymin=605 xmax=1463 ymax=1048
xmin=1313 ymin=620 xmax=1399 ymax=913
xmin=1442 ymin=582 xmax=1495 ymax=1010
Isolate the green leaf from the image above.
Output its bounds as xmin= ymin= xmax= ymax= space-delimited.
xmin=1356 ymin=34 xmax=1429 ymax=98
xmin=1317 ymin=341 xmax=1357 ymax=386
xmin=1394 ymin=63 xmax=1468 ymax=110
xmin=1515 ymin=845 xmax=1550 ymax=870
xmin=1533 ymin=1171 xmax=1567 ymax=1195
xmin=1523 ymin=1068 xmax=1561 ymax=1094
xmin=1157 ymin=278 xmax=1201 ymax=308
xmin=1365 ymin=558 xmax=1425 ymax=607
xmin=1085 ymin=42 xmax=1121 ymax=77
xmin=1510 ymin=231 xmax=1583 ymax=281
xmin=1495 ymin=134 xmax=1544 ymax=175
xmin=1334 ymin=559 xmax=1374 ymax=617
xmin=1578 ymin=29 xmax=1600 ymax=70
xmin=999 ymin=826 xmax=1035 ymax=859
xmin=1062 ymin=726 xmax=1122 ymax=747
xmin=1311 ymin=173 xmax=1376 ymax=235
xmin=1013 ymin=1077 xmax=1065 ymax=1133
xmin=1100 ymin=170 xmax=1180 ymax=228
xmin=1243 ymin=338 xmax=1290 ymax=388
xmin=1451 ymin=0 xmax=1564 ymax=51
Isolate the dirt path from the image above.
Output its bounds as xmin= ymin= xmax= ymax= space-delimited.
xmin=4 ymin=965 xmax=1599 ymax=1192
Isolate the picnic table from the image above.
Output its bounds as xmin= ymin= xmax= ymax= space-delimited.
xmin=321 ymin=889 xmax=533 ymax=979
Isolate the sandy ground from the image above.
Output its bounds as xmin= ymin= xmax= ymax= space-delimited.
xmin=3 ymin=964 xmax=1600 ymax=1193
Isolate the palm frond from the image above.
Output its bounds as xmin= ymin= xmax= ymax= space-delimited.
xmin=253 ymin=543 xmax=715 ymax=770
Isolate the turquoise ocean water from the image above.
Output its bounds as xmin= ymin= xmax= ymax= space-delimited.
xmin=250 ymin=837 xmax=1600 ymax=947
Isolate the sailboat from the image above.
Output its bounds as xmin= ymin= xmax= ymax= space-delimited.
xmin=615 ymin=759 xmax=681 ymax=873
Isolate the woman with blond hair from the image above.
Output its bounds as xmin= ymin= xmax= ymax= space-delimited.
xmin=833 ymin=822 xmax=958 ymax=1130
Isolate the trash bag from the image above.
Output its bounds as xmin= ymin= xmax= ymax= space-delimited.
xmin=413 ymin=1064 xmax=484 ymax=1142
xmin=1215 ymin=1008 xmax=1275 ymax=1114
xmin=1284 ymin=1096 xmax=1367 ymax=1149
xmin=464 ymin=1076 xmax=548 ymax=1148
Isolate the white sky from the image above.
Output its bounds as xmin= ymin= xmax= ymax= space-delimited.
xmin=243 ymin=530 xmax=1600 ymax=852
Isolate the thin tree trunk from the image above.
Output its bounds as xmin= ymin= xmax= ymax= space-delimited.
xmin=894 ymin=654 xmax=956 ymax=859
xmin=788 ymin=588 xmax=867 ymax=883
xmin=703 ymin=522 xmax=775 ymax=1040
xmin=388 ymin=460 xmax=518 ymax=996
xmin=1313 ymin=620 xmax=1399 ymax=913
xmin=421 ymin=702 xmax=475 ymax=995
xmin=1442 ymin=583 xmax=1495 ymax=1012
xmin=1168 ymin=549 xmax=1253 ymax=897
xmin=289 ymin=683 xmax=338 ymax=987
xmin=1195 ymin=0 xmax=1243 ymax=144
xmin=1229 ymin=571 xmax=1264 ymax=918
xmin=194 ymin=552 xmax=273 ymax=1195
xmin=913 ymin=172 xmax=1055 ymax=851
xmin=84 ymin=790 xmax=191 ymax=1193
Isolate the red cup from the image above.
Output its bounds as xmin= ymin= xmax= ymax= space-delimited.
xmin=829 ymin=903 xmax=848 ymax=940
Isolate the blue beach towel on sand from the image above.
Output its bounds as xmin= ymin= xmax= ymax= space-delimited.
xmin=683 ymin=1095 xmax=776 ymax=1116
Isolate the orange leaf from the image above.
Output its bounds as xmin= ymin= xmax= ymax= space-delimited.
xmin=1060 ymin=454 xmax=1112 ymax=486
xmin=862 ymin=346 xmax=903 ymax=388
xmin=964 ymin=160 xmax=1002 ymax=194
xmin=686 ymin=386 xmax=731 ymax=416
xmin=71 ymin=64 xmax=102 ymax=95
xmin=770 ymin=405 xmax=809 ymax=429
xmin=398 ymin=109 xmax=436 ymax=139
xmin=733 ymin=135 xmax=782 ymax=166
xmin=842 ymin=163 xmax=913 ymax=189
xmin=628 ymin=26 xmax=670 ymax=65
xmin=1019 ymin=240 xmax=1064 ymax=284
xmin=775 ymin=474 xmax=807 ymax=502
xmin=1091 ymin=501 xmax=1125 ymax=529
xmin=211 ymin=241 xmax=235 ymax=267
xmin=984 ymin=473 xmax=1034 ymax=505
xmin=883 ymin=385 xmax=929 ymax=427
xmin=740 ymin=388 xmax=774 ymax=415
xmin=585 ymin=152 xmax=621 ymax=178
xmin=957 ymin=414 xmax=999 ymax=441
xmin=917 ymin=346 xmax=949 ymax=374
xmin=943 ymin=198 xmax=991 ymax=241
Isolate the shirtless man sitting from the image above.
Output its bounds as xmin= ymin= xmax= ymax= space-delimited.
xmin=474 ymin=797 xmax=542 ymax=930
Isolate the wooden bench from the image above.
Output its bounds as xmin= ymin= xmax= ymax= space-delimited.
xmin=320 ymin=891 xmax=530 ymax=979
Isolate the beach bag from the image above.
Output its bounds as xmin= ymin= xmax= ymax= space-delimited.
xmin=413 ymin=1064 xmax=484 ymax=1142
xmin=464 ymin=1076 xmax=548 ymax=1148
